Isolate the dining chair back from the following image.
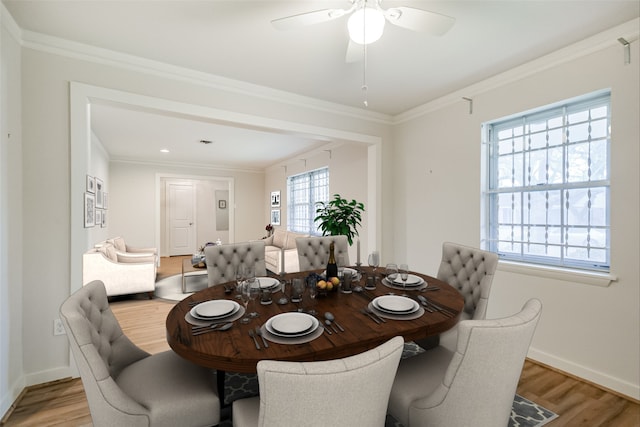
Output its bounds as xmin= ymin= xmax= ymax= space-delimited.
xmin=388 ymin=299 xmax=542 ymax=427
xmin=232 ymin=336 xmax=404 ymax=427
xmin=205 ymin=240 xmax=267 ymax=287
xmin=295 ymin=235 xmax=350 ymax=271
xmin=60 ymin=280 xmax=220 ymax=427
xmin=415 ymin=241 xmax=499 ymax=351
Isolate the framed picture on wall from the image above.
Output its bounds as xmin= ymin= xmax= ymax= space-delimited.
xmin=86 ymin=175 xmax=95 ymax=193
xmin=95 ymin=209 xmax=102 ymax=228
xmin=271 ymin=191 xmax=280 ymax=208
xmin=219 ymin=199 xmax=227 ymax=209
xmin=84 ymin=193 xmax=95 ymax=228
xmin=101 ymin=210 xmax=107 ymax=228
xmin=271 ymin=209 xmax=281 ymax=225
xmin=95 ymin=178 xmax=104 ymax=208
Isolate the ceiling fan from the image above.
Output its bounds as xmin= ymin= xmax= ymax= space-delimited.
xmin=271 ymin=0 xmax=455 ymax=62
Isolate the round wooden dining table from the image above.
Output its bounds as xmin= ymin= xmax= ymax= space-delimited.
xmin=166 ymin=267 xmax=463 ymax=374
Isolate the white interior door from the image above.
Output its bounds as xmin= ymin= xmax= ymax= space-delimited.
xmin=167 ymin=181 xmax=196 ymax=256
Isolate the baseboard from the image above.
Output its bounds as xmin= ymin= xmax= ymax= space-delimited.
xmin=23 ymin=366 xmax=76 ymax=389
xmin=528 ymin=347 xmax=640 ymax=402
xmin=0 ymin=376 xmax=26 ymax=424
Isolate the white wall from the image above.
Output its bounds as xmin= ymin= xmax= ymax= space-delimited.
xmin=393 ymin=26 xmax=639 ymax=399
xmin=0 ymin=8 xmax=23 ymax=416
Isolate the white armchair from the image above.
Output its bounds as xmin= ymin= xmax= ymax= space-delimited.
xmin=105 ymin=236 xmax=159 ymax=266
xmin=83 ymin=243 xmax=157 ymax=297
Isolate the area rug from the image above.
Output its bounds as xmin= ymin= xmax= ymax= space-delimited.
xmin=154 ymin=273 xmax=208 ymax=301
xmin=155 ymin=276 xmax=558 ymax=426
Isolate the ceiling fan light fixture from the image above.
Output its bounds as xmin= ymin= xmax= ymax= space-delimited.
xmin=348 ymin=6 xmax=385 ymax=45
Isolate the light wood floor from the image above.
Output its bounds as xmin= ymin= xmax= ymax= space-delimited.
xmin=2 ymin=256 xmax=638 ymax=426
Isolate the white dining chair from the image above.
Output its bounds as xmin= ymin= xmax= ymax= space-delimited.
xmin=388 ymin=299 xmax=542 ymax=427
xmin=205 ymin=240 xmax=267 ymax=287
xmin=60 ymin=280 xmax=221 ymax=427
xmin=415 ymin=241 xmax=499 ymax=351
xmin=232 ymin=336 xmax=404 ymax=427
xmin=295 ymin=235 xmax=350 ymax=271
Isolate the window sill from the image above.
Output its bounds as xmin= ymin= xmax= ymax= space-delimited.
xmin=497 ymin=261 xmax=617 ymax=287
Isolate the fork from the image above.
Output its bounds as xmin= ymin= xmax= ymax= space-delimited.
xmin=255 ymin=327 xmax=269 ymax=348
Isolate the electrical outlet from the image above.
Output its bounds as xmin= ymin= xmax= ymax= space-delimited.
xmin=53 ymin=319 xmax=66 ymax=336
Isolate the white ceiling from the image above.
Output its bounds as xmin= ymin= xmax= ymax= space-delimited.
xmin=4 ymin=0 xmax=638 ymax=168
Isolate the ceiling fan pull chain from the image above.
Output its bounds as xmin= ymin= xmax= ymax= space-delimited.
xmin=362 ymin=2 xmax=369 ymax=107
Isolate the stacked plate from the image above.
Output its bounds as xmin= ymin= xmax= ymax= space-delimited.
xmin=370 ymin=295 xmax=421 ymax=319
xmin=190 ymin=299 xmax=241 ymax=321
xmin=255 ymin=277 xmax=281 ymax=291
xmin=265 ymin=312 xmax=319 ymax=338
xmin=383 ymin=273 xmax=425 ymax=289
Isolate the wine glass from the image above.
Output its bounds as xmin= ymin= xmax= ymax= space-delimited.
xmin=234 ymin=267 xmax=245 ymax=300
xmin=385 ymin=263 xmax=398 ymax=283
xmin=247 ymin=277 xmax=260 ymax=318
xmin=240 ymin=281 xmax=251 ymax=324
xmin=368 ymin=251 xmax=380 ymax=273
xmin=399 ymin=263 xmax=409 ymax=295
xmin=306 ymin=276 xmax=318 ymax=315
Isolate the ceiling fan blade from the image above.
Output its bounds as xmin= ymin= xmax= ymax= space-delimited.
xmin=384 ymin=7 xmax=455 ymax=36
xmin=345 ymin=40 xmax=363 ymax=63
xmin=271 ymin=8 xmax=347 ymax=30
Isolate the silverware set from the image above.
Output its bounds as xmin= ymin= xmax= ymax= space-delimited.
xmin=416 ymin=295 xmax=457 ymax=317
xmin=191 ymin=321 xmax=234 ymax=336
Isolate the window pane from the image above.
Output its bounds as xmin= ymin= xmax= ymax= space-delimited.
xmin=287 ymin=168 xmax=329 ymax=235
xmin=484 ymin=91 xmax=610 ymax=272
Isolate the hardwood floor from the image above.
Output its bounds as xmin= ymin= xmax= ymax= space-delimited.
xmin=2 ymin=256 xmax=638 ymax=426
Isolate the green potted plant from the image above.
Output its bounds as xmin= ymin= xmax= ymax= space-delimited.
xmin=314 ymin=194 xmax=365 ymax=246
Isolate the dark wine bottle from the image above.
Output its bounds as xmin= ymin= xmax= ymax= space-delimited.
xmin=326 ymin=242 xmax=338 ymax=278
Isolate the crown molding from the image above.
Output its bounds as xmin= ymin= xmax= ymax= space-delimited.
xmin=109 ymin=157 xmax=265 ymax=175
xmin=394 ymin=18 xmax=640 ymax=124
xmin=1 ymin=2 xmax=22 ymax=44
xmin=17 ymin=29 xmax=393 ymax=126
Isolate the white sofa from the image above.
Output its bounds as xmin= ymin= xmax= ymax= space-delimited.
xmin=262 ymin=229 xmax=309 ymax=274
xmin=83 ymin=243 xmax=157 ymax=297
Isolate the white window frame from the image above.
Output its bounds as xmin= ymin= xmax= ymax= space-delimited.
xmin=482 ymin=91 xmax=611 ymax=274
xmin=287 ymin=167 xmax=329 ymax=235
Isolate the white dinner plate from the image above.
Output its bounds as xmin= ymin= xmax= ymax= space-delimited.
xmin=392 ymin=274 xmax=424 ymax=287
xmin=266 ymin=312 xmax=319 ymax=337
xmin=256 ymin=277 xmax=280 ymax=289
xmin=373 ymin=295 xmax=419 ymax=314
xmin=191 ymin=300 xmax=240 ymax=320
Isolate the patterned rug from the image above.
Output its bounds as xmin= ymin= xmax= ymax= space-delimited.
xmin=155 ymin=277 xmax=558 ymax=426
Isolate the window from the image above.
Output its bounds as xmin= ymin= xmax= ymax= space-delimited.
xmin=287 ymin=167 xmax=329 ymax=235
xmin=482 ymin=91 xmax=610 ymax=272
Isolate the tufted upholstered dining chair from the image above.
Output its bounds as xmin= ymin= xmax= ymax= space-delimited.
xmin=59 ymin=280 xmax=220 ymax=427
xmin=232 ymin=336 xmax=404 ymax=427
xmin=388 ymin=299 xmax=542 ymax=427
xmin=415 ymin=242 xmax=499 ymax=351
xmin=205 ymin=241 xmax=267 ymax=287
xmin=295 ymin=235 xmax=350 ymax=271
